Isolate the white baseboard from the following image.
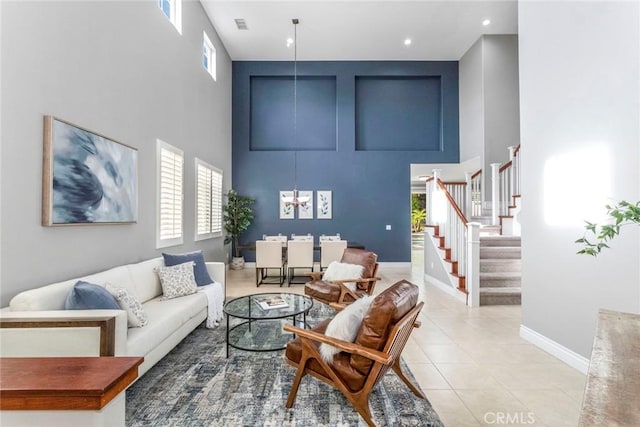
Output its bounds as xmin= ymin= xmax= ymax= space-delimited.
xmin=424 ymin=273 xmax=467 ymax=303
xmin=378 ymin=262 xmax=412 ymax=268
xmin=519 ymin=325 xmax=589 ymax=374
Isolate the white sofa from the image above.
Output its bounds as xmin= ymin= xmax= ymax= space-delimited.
xmin=0 ymin=257 xmax=226 ymax=377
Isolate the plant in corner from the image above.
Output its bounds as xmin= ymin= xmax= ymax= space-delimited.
xmin=223 ymin=189 xmax=255 ymax=269
xmin=576 ymin=200 xmax=640 ymax=256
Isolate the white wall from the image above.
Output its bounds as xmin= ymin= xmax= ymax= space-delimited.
xmin=519 ymin=0 xmax=640 ymax=359
xmin=459 ymin=38 xmax=484 ymax=164
xmin=0 ymin=1 xmax=232 ymax=306
xmin=459 ymin=35 xmax=520 ymax=201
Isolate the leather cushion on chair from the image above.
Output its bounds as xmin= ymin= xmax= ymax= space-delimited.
xmin=350 ymin=280 xmax=419 ymax=375
xmin=285 ymin=319 xmax=368 ymax=392
xmin=340 ymin=249 xmax=377 ymax=279
xmin=304 ymin=281 xmax=366 ymax=304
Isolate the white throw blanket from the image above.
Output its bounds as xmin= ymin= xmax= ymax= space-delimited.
xmin=198 ymin=281 xmax=224 ymax=328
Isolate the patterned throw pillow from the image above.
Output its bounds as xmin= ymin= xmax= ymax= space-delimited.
xmin=105 ymin=283 xmax=148 ymax=328
xmin=162 ymin=251 xmax=213 ymax=286
xmin=154 ymin=261 xmax=198 ymax=300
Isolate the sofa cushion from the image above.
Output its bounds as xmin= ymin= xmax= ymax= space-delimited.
xmin=126 ymin=292 xmax=207 ymax=357
xmin=319 ymin=295 xmax=374 ymax=363
xmin=106 ymin=283 xmax=148 ymax=328
xmin=155 ymin=262 xmax=198 ymax=300
xmin=127 ymin=257 xmax=164 ymax=303
xmin=162 ymin=251 xmax=213 ymax=287
xmin=64 ymin=281 xmax=120 ymax=310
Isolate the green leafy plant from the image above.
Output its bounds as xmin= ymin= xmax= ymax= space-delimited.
xmin=223 ymin=189 xmax=255 ymax=258
xmin=576 ymin=200 xmax=640 ymax=256
xmin=411 ymin=208 xmax=427 ymax=232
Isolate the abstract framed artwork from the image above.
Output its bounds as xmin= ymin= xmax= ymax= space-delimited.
xmin=298 ymin=191 xmax=314 ymax=219
xmin=42 ymin=116 xmax=138 ymax=226
xmin=317 ymin=190 xmax=332 ymax=219
xmin=279 ymin=191 xmax=295 ymax=219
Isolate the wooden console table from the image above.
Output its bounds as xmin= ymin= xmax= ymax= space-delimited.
xmin=1 ymin=356 xmax=143 ymax=426
xmin=579 ymin=309 xmax=640 ymax=426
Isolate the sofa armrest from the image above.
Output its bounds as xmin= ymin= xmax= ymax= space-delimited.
xmin=205 ymin=262 xmax=226 ymax=297
xmin=0 ymin=309 xmax=127 ymax=357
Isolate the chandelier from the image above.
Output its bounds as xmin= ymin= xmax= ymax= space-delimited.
xmin=281 ymin=18 xmax=310 ymax=208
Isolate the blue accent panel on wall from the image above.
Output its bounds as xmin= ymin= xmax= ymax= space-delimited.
xmin=355 ymin=76 xmax=442 ymax=151
xmin=250 ymin=76 xmax=337 ymax=151
xmin=233 ymin=61 xmax=459 ymax=262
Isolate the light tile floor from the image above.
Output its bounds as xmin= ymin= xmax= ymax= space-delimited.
xmin=225 ymin=256 xmax=586 ymax=426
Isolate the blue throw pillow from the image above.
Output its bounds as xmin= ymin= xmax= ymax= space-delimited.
xmin=162 ymin=250 xmax=213 ymax=286
xmin=64 ymin=281 xmax=121 ymax=310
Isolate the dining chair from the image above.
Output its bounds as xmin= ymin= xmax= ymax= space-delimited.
xmin=286 ymin=240 xmax=314 ymax=286
xmin=255 ymin=240 xmax=286 ymax=286
xmin=291 ymin=234 xmax=314 ymax=242
xmin=320 ymin=240 xmax=348 ymax=271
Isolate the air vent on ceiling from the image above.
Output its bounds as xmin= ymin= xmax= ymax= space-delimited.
xmin=234 ymin=19 xmax=248 ymax=30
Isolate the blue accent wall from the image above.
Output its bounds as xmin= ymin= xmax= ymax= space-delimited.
xmin=232 ymin=61 xmax=459 ymax=262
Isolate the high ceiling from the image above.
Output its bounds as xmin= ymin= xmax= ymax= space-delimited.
xmin=200 ymin=1 xmax=518 ymax=61
xmin=201 ymin=1 xmax=518 ymax=186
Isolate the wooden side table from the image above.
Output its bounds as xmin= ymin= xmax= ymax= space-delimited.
xmin=0 ymin=356 xmax=143 ymax=427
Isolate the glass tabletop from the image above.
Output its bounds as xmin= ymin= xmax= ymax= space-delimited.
xmin=223 ymin=293 xmax=313 ymax=320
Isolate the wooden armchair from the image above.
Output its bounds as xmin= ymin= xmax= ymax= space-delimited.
xmin=304 ymin=248 xmax=380 ymax=305
xmin=284 ymin=280 xmax=425 ymax=427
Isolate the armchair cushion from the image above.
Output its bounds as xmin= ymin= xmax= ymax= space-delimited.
xmin=319 ymin=295 xmax=374 ymax=363
xmin=340 ymin=248 xmax=377 ymax=281
xmin=285 ymin=319 xmax=369 ymax=392
xmin=351 ymin=280 xmax=419 ymax=375
xmin=305 ymin=281 xmax=367 ymax=304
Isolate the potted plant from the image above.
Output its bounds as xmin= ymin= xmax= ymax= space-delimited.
xmin=223 ymin=189 xmax=255 ymax=269
xmin=576 ymin=200 xmax=640 ymax=256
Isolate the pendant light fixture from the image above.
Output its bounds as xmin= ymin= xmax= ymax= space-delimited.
xmin=281 ymin=18 xmax=310 ymax=208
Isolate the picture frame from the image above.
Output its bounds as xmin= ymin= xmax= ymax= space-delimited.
xmin=42 ymin=116 xmax=138 ymax=226
xmin=279 ymin=191 xmax=295 ymax=219
xmin=317 ymin=190 xmax=332 ymax=219
xmin=297 ymin=191 xmax=314 ymax=219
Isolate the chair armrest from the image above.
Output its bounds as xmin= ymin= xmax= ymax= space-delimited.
xmin=306 ymin=271 xmax=324 ymax=281
xmin=283 ymin=324 xmax=391 ymax=365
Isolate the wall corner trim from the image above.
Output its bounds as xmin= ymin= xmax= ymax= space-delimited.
xmin=519 ymin=325 xmax=589 ymax=374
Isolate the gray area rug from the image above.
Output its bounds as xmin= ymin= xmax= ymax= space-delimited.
xmin=126 ymin=305 xmax=444 ymax=426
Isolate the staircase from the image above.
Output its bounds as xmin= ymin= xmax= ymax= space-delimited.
xmin=479 ymin=236 xmax=521 ymax=305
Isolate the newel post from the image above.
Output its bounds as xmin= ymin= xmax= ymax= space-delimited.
xmin=465 ymin=171 xmax=472 ymax=219
xmin=508 ymin=146 xmax=516 ymax=200
xmin=466 ymin=222 xmax=481 ymax=307
xmin=490 ymin=163 xmax=501 ymax=225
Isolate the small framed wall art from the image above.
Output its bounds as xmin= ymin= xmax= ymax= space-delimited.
xmin=279 ymin=191 xmax=295 ymax=219
xmin=317 ymin=190 xmax=332 ymax=219
xmin=298 ymin=191 xmax=314 ymax=219
xmin=42 ymin=116 xmax=138 ymax=226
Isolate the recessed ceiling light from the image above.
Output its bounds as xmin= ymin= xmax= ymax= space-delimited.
xmin=482 ymin=19 xmax=491 ymax=26
xmin=404 ymin=38 xmax=412 ymax=46
xmin=286 ymin=37 xmax=294 ymax=47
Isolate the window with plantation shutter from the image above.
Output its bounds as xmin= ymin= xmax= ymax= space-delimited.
xmin=156 ymin=140 xmax=184 ymax=248
xmin=195 ymin=158 xmax=222 ymax=241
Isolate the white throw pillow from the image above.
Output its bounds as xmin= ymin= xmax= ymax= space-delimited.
xmin=154 ymin=261 xmax=198 ymax=300
xmin=105 ymin=283 xmax=148 ymax=328
xmin=322 ymin=262 xmax=364 ymax=291
xmin=319 ymin=295 xmax=375 ymax=364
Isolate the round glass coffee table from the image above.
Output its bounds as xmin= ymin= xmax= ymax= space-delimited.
xmin=223 ymin=293 xmax=313 ymax=357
